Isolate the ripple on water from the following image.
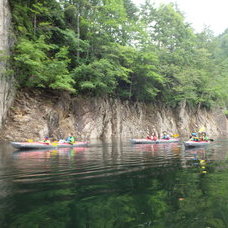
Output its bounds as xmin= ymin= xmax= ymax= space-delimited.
xmin=0 ymin=139 xmax=228 ymax=227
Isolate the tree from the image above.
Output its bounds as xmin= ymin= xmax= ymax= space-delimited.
xmin=14 ymin=36 xmax=75 ymax=92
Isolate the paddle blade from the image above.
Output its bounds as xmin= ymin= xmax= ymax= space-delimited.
xmin=171 ymin=134 xmax=180 ymax=138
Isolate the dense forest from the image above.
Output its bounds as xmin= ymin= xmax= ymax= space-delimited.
xmin=8 ymin=0 xmax=228 ymax=109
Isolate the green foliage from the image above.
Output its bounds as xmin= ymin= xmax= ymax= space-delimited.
xmin=73 ymin=58 xmax=127 ymax=96
xmin=9 ymin=0 xmax=228 ymax=107
xmin=130 ymin=51 xmax=164 ymax=101
xmin=14 ymin=36 xmax=75 ymax=92
xmin=224 ymin=110 xmax=228 ymax=118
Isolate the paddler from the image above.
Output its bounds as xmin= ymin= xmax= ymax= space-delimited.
xmin=65 ymin=134 xmax=75 ymax=144
xmin=43 ymin=136 xmax=50 ymax=143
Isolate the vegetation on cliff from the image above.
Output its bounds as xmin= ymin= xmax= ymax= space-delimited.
xmin=9 ymin=0 xmax=228 ymax=108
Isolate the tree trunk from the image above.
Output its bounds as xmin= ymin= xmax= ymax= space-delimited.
xmin=76 ymin=6 xmax=80 ymax=62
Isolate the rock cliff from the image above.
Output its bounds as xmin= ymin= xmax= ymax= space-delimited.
xmin=0 ymin=90 xmax=226 ymax=141
xmin=0 ymin=0 xmax=227 ymax=141
xmin=0 ymin=0 xmax=15 ymax=129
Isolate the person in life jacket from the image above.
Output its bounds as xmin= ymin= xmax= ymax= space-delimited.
xmin=152 ymin=134 xmax=158 ymax=141
xmin=147 ymin=132 xmax=158 ymax=141
xmin=43 ymin=136 xmax=50 ymax=143
xmin=162 ymin=131 xmax=170 ymax=140
xmin=65 ymin=134 xmax=75 ymax=144
xmin=190 ymin=132 xmax=199 ymax=141
xmin=200 ymin=132 xmax=209 ymax=141
xmin=146 ymin=135 xmax=152 ymax=140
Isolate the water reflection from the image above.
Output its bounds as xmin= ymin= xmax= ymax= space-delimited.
xmin=13 ymin=147 xmax=87 ymax=160
xmin=0 ymin=139 xmax=228 ymax=227
xmin=132 ymin=142 xmax=181 ymax=153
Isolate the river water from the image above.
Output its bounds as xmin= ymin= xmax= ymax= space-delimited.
xmin=0 ymin=138 xmax=228 ymax=227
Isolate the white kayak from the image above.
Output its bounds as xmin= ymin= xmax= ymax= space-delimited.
xmin=130 ymin=138 xmax=180 ymax=144
xmin=11 ymin=141 xmax=89 ymax=150
xmin=184 ymin=140 xmax=210 ymax=148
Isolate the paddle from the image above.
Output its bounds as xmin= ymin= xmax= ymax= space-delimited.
xmin=171 ymin=134 xmax=180 ymax=138
xmin=51 ymin=142 xmax=58 ymax=146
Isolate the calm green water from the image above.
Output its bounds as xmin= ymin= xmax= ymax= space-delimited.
xmin=0 ymin=138 xmax=228 ymax=228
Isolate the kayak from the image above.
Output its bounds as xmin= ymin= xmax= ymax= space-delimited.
xmin=184 ymin=140 xmax=210 ymax=148
xmin=11 ymin=141 xmax=89 ymax=150
xmin=130 ymin=138 xmax=180 ymax=144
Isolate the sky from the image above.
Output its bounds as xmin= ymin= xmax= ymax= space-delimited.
xmin=133 ymin=0 xmax=228 ymax=35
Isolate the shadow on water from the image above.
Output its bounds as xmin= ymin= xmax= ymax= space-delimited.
xmin=0 ymin=138 xmax=228 ymax=227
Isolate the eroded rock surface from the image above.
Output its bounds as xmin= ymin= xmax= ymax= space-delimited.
xmin=0 ymin=90 xmax=226 ymax=141
xmin=0 ymin=0 xmax=15 ymax=129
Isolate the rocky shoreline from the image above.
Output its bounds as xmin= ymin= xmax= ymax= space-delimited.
xmin=0 ymin=90 xmax=227 ymax=141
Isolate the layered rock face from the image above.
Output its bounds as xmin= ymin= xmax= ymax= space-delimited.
xmin=0 ymin=0 xmax=15 ymax=129
xmin=1 ymin=90 xmax=226 ymax=141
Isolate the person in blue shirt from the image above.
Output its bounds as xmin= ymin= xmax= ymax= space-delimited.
xmin=65 ymin=134 xmax=75 ymax=144
xmin=190 ymin=132 xmax=199 ymax=141
xmin=162 ymin=131 xmax=170 ymax=140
